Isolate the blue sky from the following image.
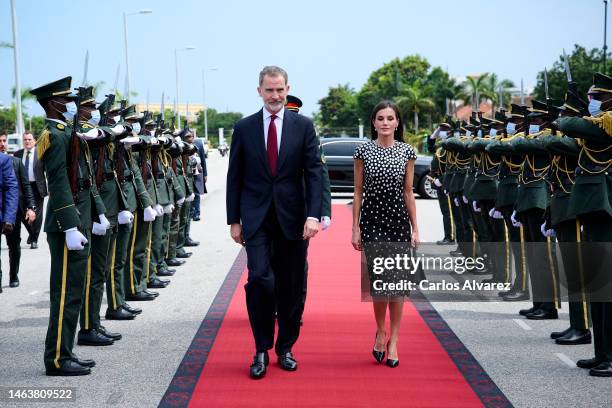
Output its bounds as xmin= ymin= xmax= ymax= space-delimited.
xmin=0 ymin=0 xmax=605 ymax=118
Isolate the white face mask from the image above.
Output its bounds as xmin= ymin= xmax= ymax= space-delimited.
xmin=438 ymin=130 xmax=448 ymax=139
xmin=477 ymin=130 xmax=483 ymax=137
xmin=528 ymin=124 xmax=540 ymax=135
xmin=113 ymin=115 xmax=121 ymax=123
xmin=589 ymin=99 xmax=603 ymax=117
xmin=132 ymin=122 xmax=141 ymax=135
xmin=490 ymin=128 xmax=498 ymax=136
xmin=465 ymin=130 xmax=472 ymax=137
xmin=453 ymin=131 xmax=460 ymax=137
xmin=88 ymin=110 xmax=101 ymax=126
xmin=63 ymin=101 xmax=77 ymax=121
xmin=506 ymin=123 xmax=517 ymax=135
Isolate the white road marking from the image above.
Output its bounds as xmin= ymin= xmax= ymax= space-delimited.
xmin=513 ymin=318 xmax=532 ymax=331
xmin=555 ymin=353 xmax=576 ymax=368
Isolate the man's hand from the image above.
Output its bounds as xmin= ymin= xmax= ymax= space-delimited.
xmin=303 ymin=219 xmax=319 ymax=240
xmin=25 ymin=209 xmax=36 ymax=224
xmin=2 ymin=222 xmax=14 ymax=234
xmin=230 ymin=223 xmax=244 ymax=246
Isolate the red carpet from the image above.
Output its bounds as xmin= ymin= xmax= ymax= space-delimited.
xmin=186 ymin=205 xmax=485 ymax=408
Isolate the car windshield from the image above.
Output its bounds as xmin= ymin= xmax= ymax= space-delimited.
xmin=322 ymin=141 xmax=365 ymax=157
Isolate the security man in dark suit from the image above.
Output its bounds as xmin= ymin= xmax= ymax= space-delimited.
xmin=15 ymin=132 xmax=48 ymax=249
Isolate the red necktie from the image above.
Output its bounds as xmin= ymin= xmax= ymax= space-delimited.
xmin=267 ymin=115 xmax=278 ymax=176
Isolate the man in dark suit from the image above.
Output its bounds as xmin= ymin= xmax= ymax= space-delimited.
xmin=14 ymin=132 xmax=47 ymax=249
xmin=0 ymin=133 xmax=18 ymax=293
xmin=190 ymin=136 xmax=207 ymax=224
xmin=0 ymin=131 xmax=36 ymax=288
xmin=226 ymin=66 xmax=322 ymax=379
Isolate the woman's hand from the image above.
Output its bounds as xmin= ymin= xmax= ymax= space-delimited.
xmin=411 ymin=230 xmax=420 ymax=249
xmin=351 ymin=226 xmax=362 ymax=251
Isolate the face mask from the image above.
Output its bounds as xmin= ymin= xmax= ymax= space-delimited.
xmin=465 ymin=130 xmax=472 ymax=137
xmin=63 ymin=101 xmax=77 ymax=121
xmin=132 ymin=122 xmax=141 ymax=135
xmin=88 ymin=110 xmax=100 ymax=126
xmin=453 ymin=131 xmax=460 ymax=137
xmin=490 ymin=128 xmax=498 ymax=136
xmin=438 ymin=130 xmax=448 ymax=139
xmin=589 ymin=99 xmax=603 ymax=117
xmin=528 ymin=124 xmax=540 ymax=135
xmin=506 ymin=123 xmax=517 ymax=135
xmin=477 ymin=130 xmax=483 ymax=137
xmin=113 ymin=115 xmax=121 ymax=123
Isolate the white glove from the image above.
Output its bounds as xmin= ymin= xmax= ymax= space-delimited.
xmin=540 ymin=222 xmax=556 ymax=238
xmin=76 ymin=128 xmax=102 ymax=140
xmin=453 ymin=197 xmax=460 ymax=207
xmin=194 ymin=155 xmax=201 ymax=164
xmin=185 ymin=193 xmax=195 ymax=202
xmin=433 ymin=178 xmax=442 ymax=187
xmin=443 ymin=189 xmax=448 ymax=195
xmin=110 ymin=124 xmax=125 ymax=136
xmin=511 ymin=210 xmax=522 ymax=228
xmin=488 ymin=208 xmax=503 ymax=219
xmin=99 ymin=214 xmax=111 ymax=230
xmin=143 ymin=206 xmax=157 ymax=222
xmin=154 ymin=204 xmax=164 ymax=216
xmin=118 ymin=210 xmax=134 ymax=225
xmin=150 ymin=137 xmax=159 ymax=145
xmin=65 ymin=227 xmax=88 ymax=251
xmin=121 ymin=136 xmax=141 ymax=146
xmin=157 ymin=136 xmax=168 ymax=144
xmin=472 ymin=201 xmax=481 ymax=212
xmin=462 ymin=195 xmax=469 ymax=204
xmin=92 ymin=222 xmax=107 ymax=236
xmin=321 ymin=216 xmax=331 ymax=230
xmin=177 ymin=197 xmax=186 ymax=206
xmin=163 ymin=204 xmax=174 ymax=214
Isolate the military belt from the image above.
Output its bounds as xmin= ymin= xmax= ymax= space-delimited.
xmin=77 ymin=178 xmax=92 ymax=191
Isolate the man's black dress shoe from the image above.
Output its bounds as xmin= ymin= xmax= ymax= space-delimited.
xmin=144 ymin=289 xmax=159 ymax=297
xmin=184 ymin=237 xmax=200 ymax=247
xmin=77 ymin=329 xmax=114 ymax=346
xmin=577 ymin=357 xmax=603 ymax=369
xmin=30 ymin=241 xmax=38 ymax=249
xmin=46 ymin=360 xmax=91 ymax=376
xmin=157 ymin=268 xmax=175 ymax=277
xmin=147 ymin=278 xmax=169 ymax=289
xmin=125 ymin=291 xmax=156 ymax=301
xmin=105 ymin=307 xmax=136 ymax=320
xmin=449 ymin=249 xmax=463 ymax=257
xmin=122 ymin=303 xmax=142 ymax=315
xmin=555 ymin=329 xmax=591 ymax=345
xmin=176 ymin=251 xmax=192 ymax=259
xmin=526 ymin=308 xmax=558 ymax=320
xmin=166 ymin=258 xmax=185 ymax=267
xmin=250 ymin=351 xmax=269 ymax=379
xmin=589 ymin=361 xmax=612 ymax=377
xmin=97 ymin=325 xmax=122 ymax=341
xmin=278 ymin=352 xmax=298 ymax=371
xmin=550 ymin=326 xmax=572 ymax=340
xmin=502 ymin=290 xmax=530 ymax=302
xmin=436 ymin=238 xmax=454 ymax=245
xmin=71 ymin=357 xmax=95 ymax=368
xmin=519 ymin=306 xmax=536 ymax=316
xmin=9 ymin=278 xmax=19 ymax=287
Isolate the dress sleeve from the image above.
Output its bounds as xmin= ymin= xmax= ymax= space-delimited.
xmin=353 ymin=142 xmax=365 ymax=160
xmin=405 ymin=145 xmax=417 ymax=161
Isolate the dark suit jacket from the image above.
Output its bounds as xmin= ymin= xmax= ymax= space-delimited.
xmin=226 ymin=108 xmax=322 ymax=240
xmin=10 ymin=156 xmax=35 ymax=212
xmin=14 ymin=148 xmax=48 ymax=197
xmin=0 ymin=153 xmax=18 ymax=224
xmin=193 ymin=137 xmax=208 ymax=194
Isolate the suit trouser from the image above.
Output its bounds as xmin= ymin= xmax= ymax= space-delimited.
xmin=580 ymin=213 xmax=612 ymax=361
xmin=436 ymin=187 xmax=454 ymax=241
xmin=556 ymin=219 xmax=590 ymax=331
xmin=500 ymin=206 xmax=529 ymax=292
xmin=80 ymin=225 xmax=117 ymax=330
xmin=190 ymin=193 xmax=201 ymax=219
xmin=167 ymin=206 xmax=181 ymax=260
xmin=1 ymin=208 xmax=23 ymax=283
xmin=245 ymin=208 xmax=307 ymax=354
xmin=24 ymin=183 xmax=44 ymax=243
xmin=520 ymin=208 xmax=560 ymax=311
xmin=44 ymin=230 xmax=91 ymax=369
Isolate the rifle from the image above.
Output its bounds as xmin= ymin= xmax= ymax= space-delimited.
xmin=563 ymin=49 xmax=578 ymax=95
xmin=69 ymin=89 xmax=82 ymax=199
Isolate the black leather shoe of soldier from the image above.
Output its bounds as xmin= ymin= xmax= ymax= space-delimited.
xmin=176 ymin=250 xmax=192 ymax=258
xmin=97 ymin=325 xmax=122 ymax=341
xmin=525 ymin=308 xmax=558 ymax=320
xmin=46 ymin=360 xmax=91 ymax=376
xmin=122 ymin=303 xmax=142 ymax=314
xmin=577 ymin=356 xmax=603 ymax=369
xmin=77 ymin=329 xmax=114 ymax=346
xmin=555 ymin=329 xmax=591 ymax=345
xmin=436 ymin=238 xmax=454 ymax=245
xmin=9 ymin=278 xmax=19 ymax=287
xmin=519 ymin=306 xmax=536 ymax=316
xmin=166 ymin=258 xmax=185 ymax=266
xmin=147 ymin=278 xmax=170 ymax=289
xmin=125 ymin=291 xmax=156 ymax=301
xmin=589 ymin=361 xmax=612 ymax=377
xmin=71 ymin=356 xmax=96 ymax=368
xmin=184 ymin=237 xmax=200 ymax=247
xmin=503 ymin=290 xmax=530 ymax=302
xmin=157 ymin=268 xmax=175 ymax=277
xmin=105 ymin=307 xmax=136 ymax=320
xmin=550 ymin=326 xmax=572 ymax=339
xmin=144 ymin=289 xmax=159 ymax=297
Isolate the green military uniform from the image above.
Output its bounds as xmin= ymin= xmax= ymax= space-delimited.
xmin=166 ymin=138 xmax=187 ymax=263
xmin=175 ymin=133 xmax=195 ymax=259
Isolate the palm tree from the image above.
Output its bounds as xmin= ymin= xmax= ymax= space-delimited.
xmin=483 ymin=73 xmax=514 ymax=114
xmin=394 ymin=80 xmax=435 ymax=132
xmin=458 ymin=73 xmax=490 ymax=110
xmin=11 ymin=86 xmax=34 ymax=111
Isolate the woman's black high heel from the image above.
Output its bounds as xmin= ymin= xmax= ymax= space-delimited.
xmin=386 ymin=340 xmax=399 ymax=367
xmin=372 ymin=333 xmax=385 ymax=363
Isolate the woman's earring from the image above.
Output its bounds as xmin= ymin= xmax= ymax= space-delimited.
xmin=374 ymin=128 xmax=377 ymax=132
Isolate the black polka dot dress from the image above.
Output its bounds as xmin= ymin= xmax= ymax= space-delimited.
xmin=354 ymin=140 xmax=417 ymax=298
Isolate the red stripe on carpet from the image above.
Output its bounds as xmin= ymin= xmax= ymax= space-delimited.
xmin=189 ymin=205 xmax=484 ymax=407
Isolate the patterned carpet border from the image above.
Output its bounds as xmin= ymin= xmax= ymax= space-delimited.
xmin=412 ymin=292 xmax=514 ymax=408
xmin=158 ymin=249 xmax=247 ymax=408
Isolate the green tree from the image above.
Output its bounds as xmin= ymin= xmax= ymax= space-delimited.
xmin=483 ymin=73 xmax=514 ymax=114
xmin=193 ymin=108 xmax=243 ymax=146
xmin=426 ymin=67 xmax=461 ymax=120
xmin=394 ymin=80 xmax=435 ymax=132
xmin=534 ymin=44 xmax=610 ymax=102
xmin=458 ymin=74 xmax=491 ymax=109
xmin=317 ymin=84 xmax=359 ymax=128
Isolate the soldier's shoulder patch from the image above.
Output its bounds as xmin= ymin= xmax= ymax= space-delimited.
xmin=36 ymin=128 xmax=51 ymax=160
xmin=56 ymin=123 xmax=65 ymax=130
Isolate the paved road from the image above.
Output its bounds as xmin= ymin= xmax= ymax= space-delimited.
xmin=0 ymin=152 xmax=608 ymax=407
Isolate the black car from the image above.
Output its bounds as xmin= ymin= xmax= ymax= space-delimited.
xmin=320 ymin=137 xmax=437 ymax=199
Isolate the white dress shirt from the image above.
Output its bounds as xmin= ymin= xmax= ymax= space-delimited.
xmin=263 ymin=107 xmax=284 ymax=152
xmin=22 ymin=147 xmax=36 ymax=182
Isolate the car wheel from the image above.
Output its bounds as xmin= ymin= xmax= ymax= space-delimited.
xmin=418 ymin=173 xmax=437 ymax=199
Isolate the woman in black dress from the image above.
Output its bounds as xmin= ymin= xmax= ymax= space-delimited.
xmin=352 ymin=101 xmax=420 ymax=367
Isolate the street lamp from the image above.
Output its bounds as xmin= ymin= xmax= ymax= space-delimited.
xmin=202 ymin=67 xmax=218 ymax=142
xmin=123 ymin=9 xmax=152 ymax=102
xmin=175 ymin=46 xmax=196 ymax=128
xmin=10 ymin=0 xmax=24 ymax=137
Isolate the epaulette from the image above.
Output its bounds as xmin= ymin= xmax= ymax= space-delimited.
xmin=584 ymin=111 xmax=612 ymax=137
xmin=36 ymin=127 xmax=51 ymax=160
